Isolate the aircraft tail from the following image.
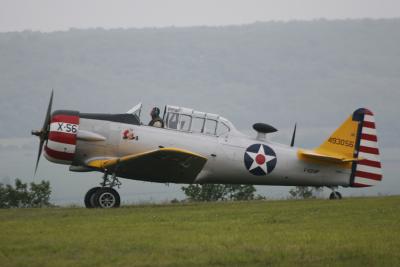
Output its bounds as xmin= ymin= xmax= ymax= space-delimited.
xmin=314 ymin=108 xmax=382 ymax=187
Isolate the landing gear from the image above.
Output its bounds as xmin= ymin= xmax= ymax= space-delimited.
xmin=329 ymin=190 xmax=342 ymax=200
xmin=94 ymin=188 xmax=120 ymax=208
xmin=84 ymin=171 xmax=122 ymax=208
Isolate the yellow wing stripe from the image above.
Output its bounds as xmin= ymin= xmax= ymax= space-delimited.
xmin=87 ymin=159 xmax=111 ymax=169
xmin=159 ymin=147 xmax=207 ymax=160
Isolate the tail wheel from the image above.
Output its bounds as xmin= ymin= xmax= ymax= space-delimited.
xmin=329 ymin=191 xmax=342 ymax=200
xmin=94 ymin=188 xmax=121 ymax=208
xmin=84 ymin=187 xmax=101 ymax=208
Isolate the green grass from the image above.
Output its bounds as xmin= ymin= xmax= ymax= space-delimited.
xmin=1 ymin=196 xmax=400 ymax=267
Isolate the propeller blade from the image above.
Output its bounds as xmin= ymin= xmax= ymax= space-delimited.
xmin=34 ymin=138 xmax=45 ymax=175
xmin=33 ymin=90 xmax=54 ymax=175
xmin=42 ymin=90 xmax=54 ymax=132
xmin=290 ymin=123 xmax=297 ymax=147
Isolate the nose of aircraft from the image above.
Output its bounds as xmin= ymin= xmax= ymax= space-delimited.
xmin=43 ymin=110 xmax=80 ymax=165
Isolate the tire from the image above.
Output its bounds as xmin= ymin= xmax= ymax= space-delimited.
xmin=94 ymin=188 xmax=121 ymax=208
xmin=329 ymin=192 xmax=342 ymax=200
xmin=84 ymin=187 xmax=101 ymax=208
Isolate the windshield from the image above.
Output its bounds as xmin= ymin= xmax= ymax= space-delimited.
xmin=126 ymin=102 xmax=142 ymax=123
xmin=126 ymin=102 xmax=142 ymax=118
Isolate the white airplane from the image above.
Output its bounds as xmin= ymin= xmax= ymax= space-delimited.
xmin=32 ymin=92 xmax=382 ymax=208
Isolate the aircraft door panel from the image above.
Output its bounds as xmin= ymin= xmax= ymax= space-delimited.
xmin=108 ymin=123 xmax=124 ymax=156
xmin=218 ymin=134 xmax=247 ymax=161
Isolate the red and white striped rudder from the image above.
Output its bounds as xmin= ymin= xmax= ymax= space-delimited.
xmin=351 ymin=108 xmax=382 ymax=187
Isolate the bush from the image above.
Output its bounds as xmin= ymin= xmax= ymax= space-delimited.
xmin=0 ymin=178 xmax=52 ymax=208
xmin=181 ymin=184 xmax=258 ymax=202
xmin=289 ymin=186 xmax=322 ymax=199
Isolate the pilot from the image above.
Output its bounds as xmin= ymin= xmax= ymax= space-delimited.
xmin=149 ymin=107 xmax=164 ymax=128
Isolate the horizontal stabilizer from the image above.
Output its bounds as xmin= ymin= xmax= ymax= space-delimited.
xmin=298 ymin=149 xmax=359 ymax=163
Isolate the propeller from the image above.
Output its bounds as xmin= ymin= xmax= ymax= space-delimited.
xmin=290 ymin=123 xmax=297 ymax=147
xmin=31 ymin=90 xmax=54 ymax=175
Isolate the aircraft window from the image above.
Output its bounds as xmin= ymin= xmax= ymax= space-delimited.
xmin=166 ymin=112 xmax=179 ymax=130
xmin=191 ymin=117 xmax=205 ymax=133
xmin=204 ymin=119 xmax=217 ymax=135
xmin=216 ymin=122 xmax=230 ymax=136
xmin=179 ymin=115 xmax=191 ymax=132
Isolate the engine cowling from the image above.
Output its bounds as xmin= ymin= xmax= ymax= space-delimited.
xmin=44 ymin=110 xmax=80 ymax=165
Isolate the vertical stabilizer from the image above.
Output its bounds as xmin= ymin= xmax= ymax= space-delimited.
xmin=312 ymin=108 xmax=382 ymax=187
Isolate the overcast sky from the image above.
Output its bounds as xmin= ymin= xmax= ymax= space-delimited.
xmin=1 ymin=0 xmax=400 ymax=32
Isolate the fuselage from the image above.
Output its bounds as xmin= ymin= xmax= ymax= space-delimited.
xmin=50 ymin=115 xmax=351 ymax=187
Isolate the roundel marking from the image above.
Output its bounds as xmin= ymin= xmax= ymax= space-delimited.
xmin=244 ymin=144 xmax=277 ymax=176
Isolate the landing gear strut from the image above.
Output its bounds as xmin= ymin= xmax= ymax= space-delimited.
xmin=84 ymin=171 xmax=121 ymax=208
xmin=328 ymin=187 xmax=342 ymax=200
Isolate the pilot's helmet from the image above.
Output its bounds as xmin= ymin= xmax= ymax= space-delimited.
xmin=151 ymin=107 xmax=160 ymax=118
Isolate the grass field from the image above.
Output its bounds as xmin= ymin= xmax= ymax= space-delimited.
xmin=0 ymin=196 xmax=399 ymax=267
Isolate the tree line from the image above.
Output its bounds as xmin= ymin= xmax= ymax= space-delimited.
xmin=181 ymin=184 xmax=321 ymax=202
xmin=0 ymin=178 xmax=321 ymax=208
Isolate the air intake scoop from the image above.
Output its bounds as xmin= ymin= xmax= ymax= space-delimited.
xmin=253 ymin=123 xmax=277 ymax=140
xmin=253 ymin=123 xmax=278 ymax=134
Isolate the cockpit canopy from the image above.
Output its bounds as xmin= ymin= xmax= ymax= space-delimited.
xmin=127 ymin=103 xmax=233 ymax=136
xmin=163 ymin=105 xmax=232 ymax=136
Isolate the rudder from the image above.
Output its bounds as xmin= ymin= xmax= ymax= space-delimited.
xmin=350 ymin=108 xmax=382 ymax=187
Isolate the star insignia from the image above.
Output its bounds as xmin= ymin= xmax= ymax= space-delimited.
xmin=244 ymin=144 xmax=277 ymax=176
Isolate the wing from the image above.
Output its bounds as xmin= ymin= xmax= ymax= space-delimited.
xmin=87 ymin=148 xmax=207 ymax=183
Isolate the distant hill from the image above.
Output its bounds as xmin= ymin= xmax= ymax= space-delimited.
xmin=0 ymin=19 xmax=399 ymax=148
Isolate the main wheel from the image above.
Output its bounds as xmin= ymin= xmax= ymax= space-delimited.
xmin=84 ymin=187 xmax=101 ymax=208
xmin=335 ymin=191 xmax=342 ymax=199
xmin=94 ymin=188 xmax=121 ymax=208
